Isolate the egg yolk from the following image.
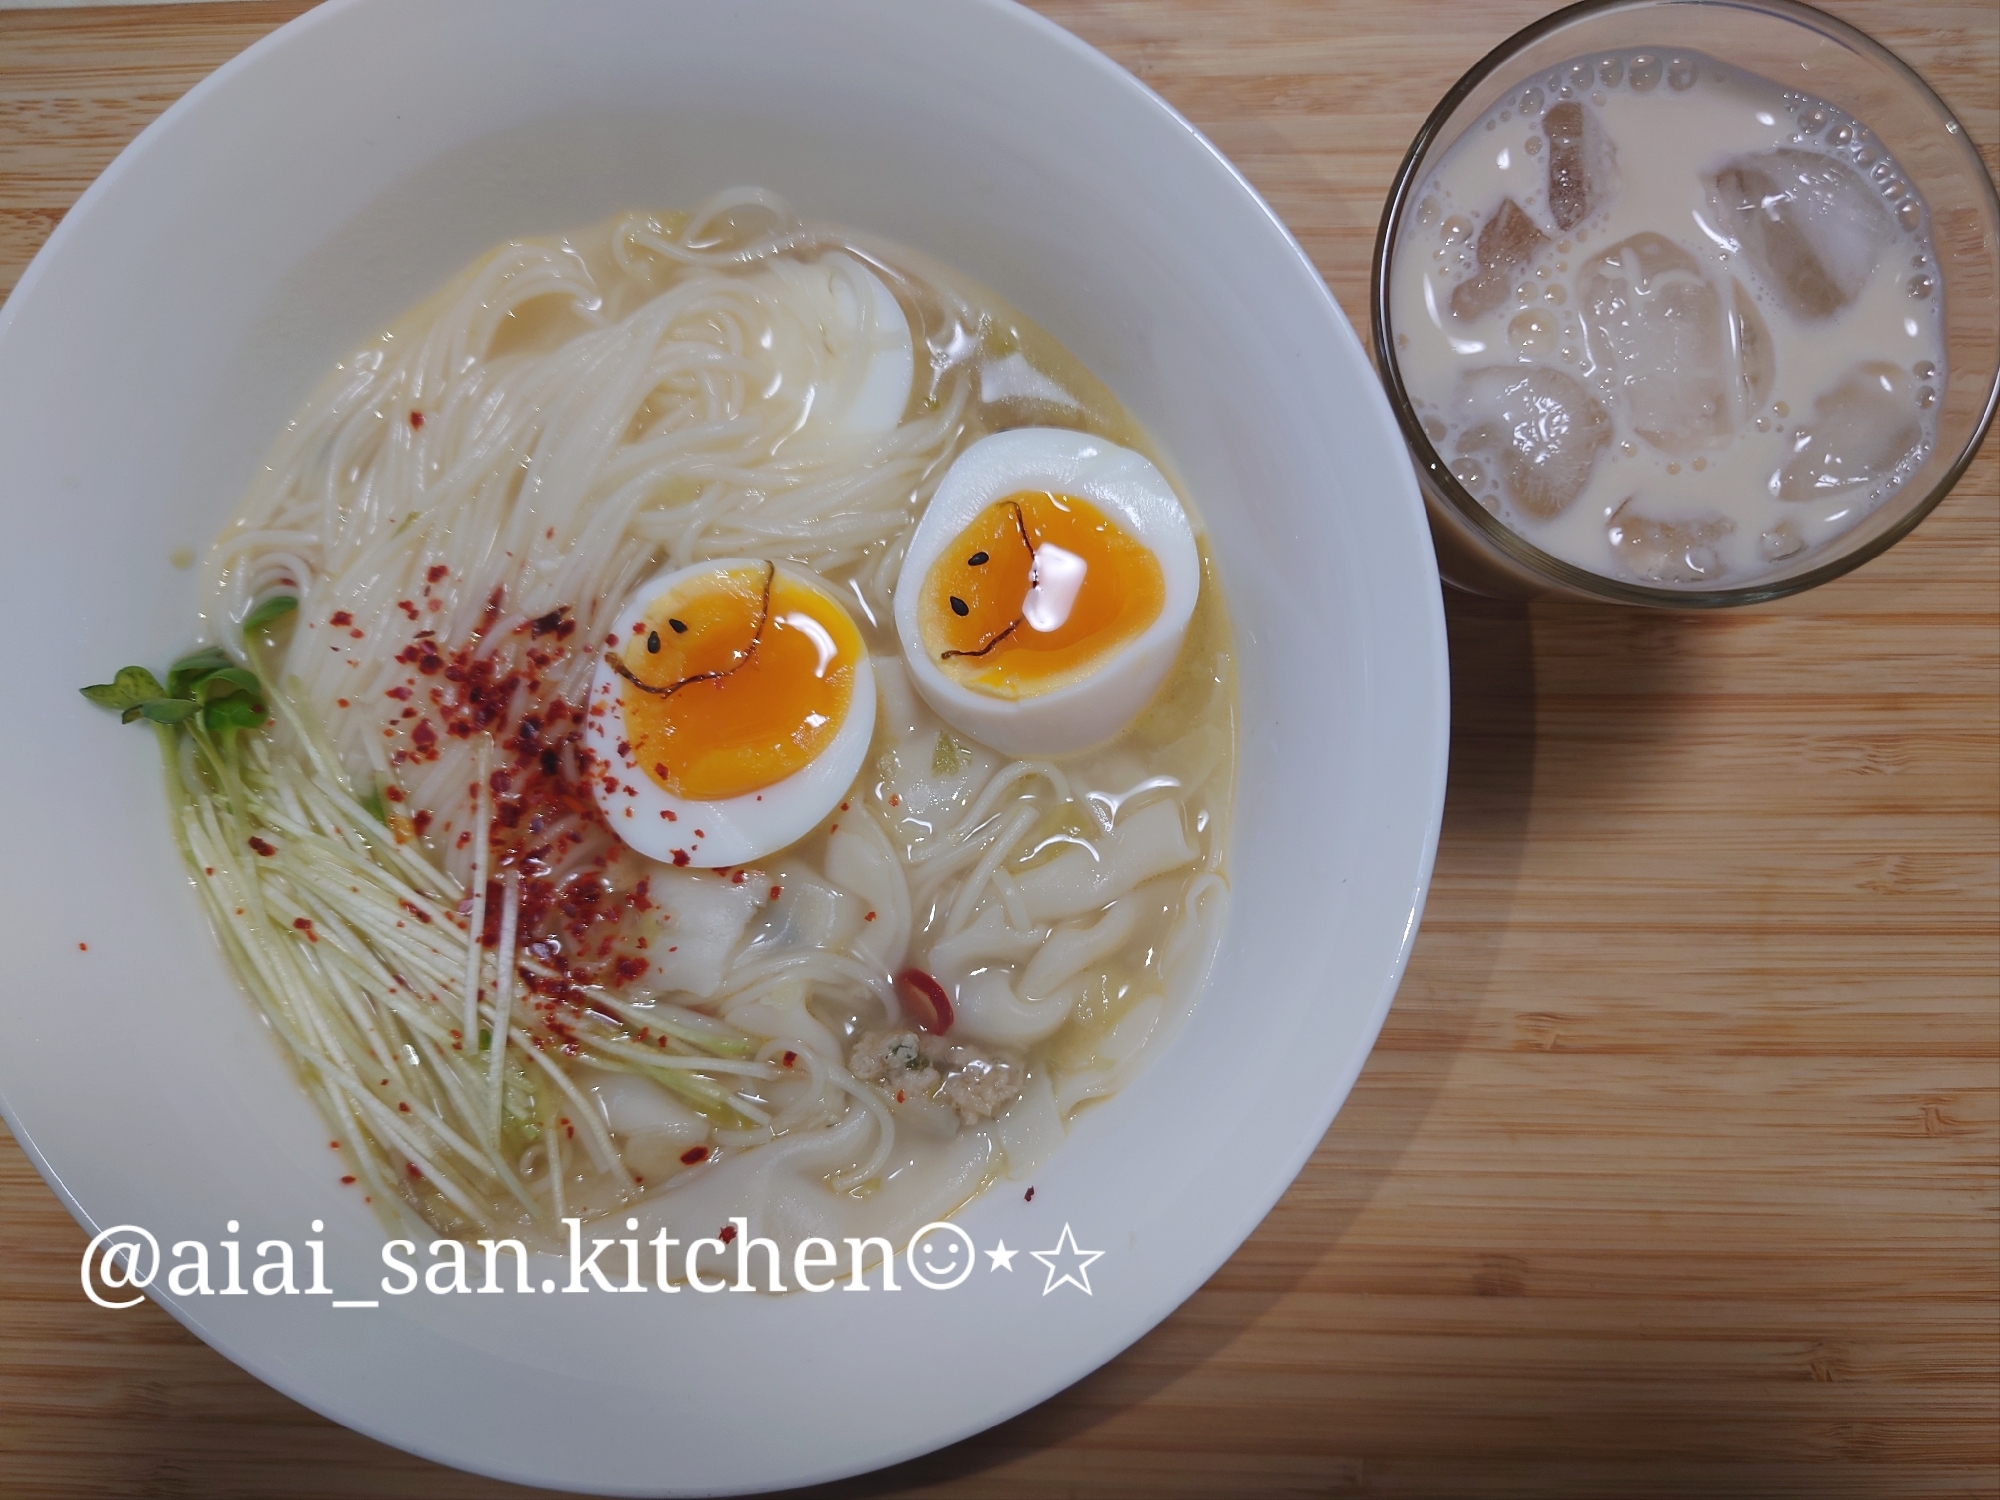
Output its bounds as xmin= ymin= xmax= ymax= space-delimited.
xmin=920 ymin=492 xmax=1165 ymax=698
xmin=615 ymin=564 xmax=860 ymax=801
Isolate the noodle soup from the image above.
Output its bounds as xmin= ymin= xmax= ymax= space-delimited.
xmin=91 ymin=191 xmax=1233 ymax=1269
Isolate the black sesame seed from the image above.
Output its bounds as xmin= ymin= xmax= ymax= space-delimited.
xmin=966 ymin=551 xmax=989 ymax=567
xmin=646 ymin=630 xmax=661 ymax=653
xmin=669 ymin=618 xmax=688 ymax=634
xmin=949 ymin=596 xmax=970 ymax=617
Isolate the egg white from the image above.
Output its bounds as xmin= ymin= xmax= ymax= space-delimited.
xmin=893 ymin=427 xmax=1199 ymax=757
xmin=757 ymin=253 xmax=913 ymax=438
xmin=587 ymin=560 xmax=876 ymax=868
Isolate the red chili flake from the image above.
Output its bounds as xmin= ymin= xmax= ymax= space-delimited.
xmin=895 ymin=1090 xmax=906 ymax=1104
xmin=889 ymin=794 xmax=900 ymax=806
xmin=864 ymin=911 xmax=877 ymax=922
xmin=840 ymin=802 xmax=850 ymax=812
xmin=383 ymin=786 xmax=405 ymax=803
xmin=336 ymin=698 xmax=350 ymax=708
xmin=341 ymin=1175 xmax=357 ymax=1185
xmin=1025 ymin=1186 xmax=1035 ymax=1202
xmin=400 ymin=900 xmax=432 ymax=924
xmin=330 ymin=1141 xmax=340 ymax=1149
xmin=77 ymin=942 xmax=87 ymax=952
xmin=293 ymin=917 xmax=313 ymax=932
xmin=680 ymin=1145 xmax=710 ymax=1166
xmin=769 ymin=885 xmax=782 ymax=901
xmin=204 ymin=867 xmax=215 ymax=876
xmin=670 ymin=850 xmax=690 ymax=867
xmin=719 ymin=1224 xmax=737 ymax=1245
xmin=427 ymin=564 xmax=449 ymax=584
xmin=407 ymin=1163 xmax=423 ymax=1179
xmin=397 ymin=1102 xmax=411 ymax=1113
xmin=781 ymin=1050 xmax=798 ymax=1067
xmin=349 ymin=627 xmax=365 ymax=639
xmin=409 ymin=411 xmax=424 ymax=428
xmin=248 ymin=836 xmax=277 ymax=857
xmin=330 ymin=610 xmax=353 ymax=627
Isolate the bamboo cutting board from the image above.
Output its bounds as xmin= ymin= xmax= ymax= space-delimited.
xmin=1 ymin=2 xmax=1994 ymax=1496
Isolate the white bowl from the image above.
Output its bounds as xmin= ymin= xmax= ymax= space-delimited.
xmin=0 ymin=1 xmax=1448 ymax=1492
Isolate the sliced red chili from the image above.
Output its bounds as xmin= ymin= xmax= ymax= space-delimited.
xmin=894 ymin=967 xmax=954 ymax=1034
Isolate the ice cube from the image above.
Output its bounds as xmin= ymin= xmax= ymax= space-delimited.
xmin=1451 ymin=365 xmax=1612 ymax=519
xmin=1544 ymin=101 xmax=1614 ymax=231
xmin=1606 ymin=500 xmax=1736 ymax=584
xmin=1579 ymin=232 xmax=1775 ymax=453
xmin=1450 ymin=197 xmax=1548 ymax=321
xmin=1708 ymin=149 xmax=1893 ymax=320
xmin=1777 ymin=361 xmax=1924 ymax=501
xmin=1760 ymin=520 xmax=1806 ymax=562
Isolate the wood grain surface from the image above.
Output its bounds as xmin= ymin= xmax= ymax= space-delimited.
xmin=1 ymin=2 xmax=1995 ymax=1496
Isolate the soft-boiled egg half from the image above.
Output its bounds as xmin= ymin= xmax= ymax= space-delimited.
xmin=588 ymin=559 xmax=876 ymax=867
xmin=893 ymin=428 xmax=1199 ymax=756
xmin=757 ymin=252 xmax=913 ymax=438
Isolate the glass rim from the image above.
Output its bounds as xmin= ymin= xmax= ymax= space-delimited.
xmin=1369 ymin=0 xmax=2000 ymax=609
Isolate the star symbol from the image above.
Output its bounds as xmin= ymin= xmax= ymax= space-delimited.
xmin=1030 ymin=1222 xmax=1104 ymax=1296
xmin=986 ymin=1241 xmax=1018 ymax=1272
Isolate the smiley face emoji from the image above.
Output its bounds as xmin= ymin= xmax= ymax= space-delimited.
xmin=906 ymin=1222 xmax=976 ymax=1290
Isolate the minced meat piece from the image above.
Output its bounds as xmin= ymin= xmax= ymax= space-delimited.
xmin=848 ymin=1031 xmax=1024 ymax=1121
xmin=848 ymin=1031 xmax=940 ymax=1098
xmin=940 ymin=1050 xmax=1022 ymax=1123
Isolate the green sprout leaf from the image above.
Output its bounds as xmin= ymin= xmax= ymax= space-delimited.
xmin=81 ymin=666 xmax=167 ymax=712
xmin=88 ymin=650 xmax=270 ymax=737
xmin=197 ymin=667 xmax=261 ymax=702
xmin=166 ymin=647 xmax=234 ymax=699
xmin=203 ymin=696 xmax=268 ymax=732
xmin=241 ymin=595 xmax=298 ymax=636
